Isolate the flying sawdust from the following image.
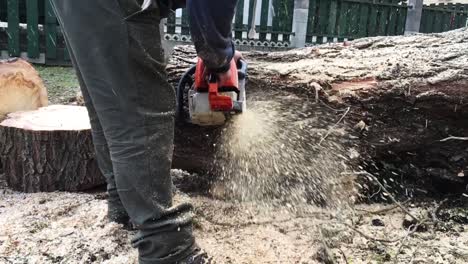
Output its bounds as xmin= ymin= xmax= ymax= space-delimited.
xmin=212 ymin=96 xmax=356 ymax=209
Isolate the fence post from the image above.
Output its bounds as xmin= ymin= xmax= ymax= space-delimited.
xmin=291 ymin=0 xmax=309 ymax=48
xmin=404 ymin=0 xmax=423 ymax=34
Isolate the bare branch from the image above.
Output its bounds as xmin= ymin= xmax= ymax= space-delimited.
xmin=440 ymin=136 xmax=468 ymax=142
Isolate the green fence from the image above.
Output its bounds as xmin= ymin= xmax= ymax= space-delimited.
xmin=1 ymin=0 xmax=468 ymax=65
xmin=420 ymin=3 xmax=468 ymax=33
xmin=0 ymin=0 xmax=69 ymax=64
xmin=165 ymin=0 xmax=295 ymax=48
xmin=306 ymin=0 xmax=407 ymax=44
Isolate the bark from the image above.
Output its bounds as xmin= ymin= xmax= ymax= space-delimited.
xmin=0 ymin=106 xmax=104 ymax=192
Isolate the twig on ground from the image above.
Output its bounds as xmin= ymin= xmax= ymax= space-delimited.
xmin=356 ymin=199 xmax=411 ymax=215
xmin=195 ymin=209 xmax=327 ymax=228
xmin=393 ymin=199 xmax=448 ymax=263
xmin=342 ymin=223 xmax=400 ymax=243
xmin=393 ymin=224 xmax=418 ymax=264
xmin=318 ymin=227 xmax=336 ymax=264
xmin=0 ymin=257 xmax=12 ymax=264
xmin=318 ymin=107 xmax=351 ymax=146
xmin=338 ymin=248 xmax=350 ymax=264
xmin=342 ymin=171 xmax=420 ymax=222
xmin=440 ymin=136 xmax=468 ymax=142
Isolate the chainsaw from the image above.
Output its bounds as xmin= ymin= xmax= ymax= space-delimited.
xmin=177 ymin=57 xmax=247 ymax=126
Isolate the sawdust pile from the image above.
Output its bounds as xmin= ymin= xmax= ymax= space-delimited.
xmin=0 ymin=191 xmax=137 ymax=264
xmin=212 ymin=95 xmax=356 ymax=208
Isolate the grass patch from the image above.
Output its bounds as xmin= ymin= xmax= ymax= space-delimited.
xmin=35 ymin=65 xmax=79 ymax=104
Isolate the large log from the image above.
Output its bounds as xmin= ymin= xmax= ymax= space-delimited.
xmin=0 ymin=105 xmax=104 ymax=192
xmin=168 ymin=28 xmax=468 ymax=196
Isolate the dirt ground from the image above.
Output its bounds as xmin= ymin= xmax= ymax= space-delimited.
xmin=1 ymin=178 xmax=468 ymax=264
xmin=2 ymin=32 xmax=468 ymax=263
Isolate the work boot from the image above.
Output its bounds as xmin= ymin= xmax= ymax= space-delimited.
xmin=108 ymin=196 xmax=132 ymax=230
xmin=176 ymin=246 xmax=212 ymax=264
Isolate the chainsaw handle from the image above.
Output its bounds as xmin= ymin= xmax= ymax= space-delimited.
xmin=237 ymin=59 xmax=248 ymax=80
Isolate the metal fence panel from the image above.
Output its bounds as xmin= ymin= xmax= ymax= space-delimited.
xmin=1 ymin=0 xmax=467 ymax=64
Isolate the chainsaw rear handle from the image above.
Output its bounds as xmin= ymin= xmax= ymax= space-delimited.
xmin=176 ymin=64 xmax=196 ymax=120
xmin=236 ymin=59 xmax=248 ymax=80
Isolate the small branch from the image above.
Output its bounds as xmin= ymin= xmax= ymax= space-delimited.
xmin=318 ymin=107 xmax=351 ymax=146
xmin=342 ymin=171 xmax=420 ymax=222
xmin=440 ymin=136 xmax=468 ymax=142
xmin=319 ymin=227 xmax=336 ymax=264
xmin=342 ymin=223 xmax=400 ymax=244
xmin=338 ymin=248 xmax=350 ymax=264
xmin=393 ymin=224 xmax=418 ymax=264
xmin=356 ymin=199 xmax=411 ymax=215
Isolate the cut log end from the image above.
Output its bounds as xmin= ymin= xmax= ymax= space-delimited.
xmin=1 ymin=105 xmax=91 ymax=131
xmin=0 ymin=106 xmax=103 ymax=193
xmin=0 ymin=58 xmax=48 ymax=119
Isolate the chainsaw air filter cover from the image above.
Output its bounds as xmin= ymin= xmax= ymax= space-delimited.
xmin=177 ymin=58 xmax=247 ymax=126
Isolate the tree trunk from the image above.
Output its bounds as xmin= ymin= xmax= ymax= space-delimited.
xmin=168 ymin=29 xmax=468 ymax=196
xmin=0 ymin=105 xmax=104 ymax=192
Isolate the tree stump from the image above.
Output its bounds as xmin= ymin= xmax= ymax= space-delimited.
xmin=0 ymin=105 xmax=104 ymax=192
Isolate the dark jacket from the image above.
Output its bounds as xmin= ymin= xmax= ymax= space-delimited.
xmin=146 ymin=0 xmax=237 ymax=72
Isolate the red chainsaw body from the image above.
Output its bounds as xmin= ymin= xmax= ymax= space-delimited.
xmin=194 ymin=58 xmax=240 ymax=112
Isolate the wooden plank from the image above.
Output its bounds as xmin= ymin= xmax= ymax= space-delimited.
xmin=337 ymin=0 xmax=349 ymax=37
xmin=454 ymin=3 xmax=463 ymax=28
xmin=26 ymin=0 xmax=39 ymax=58
xmin=367 ymin=0 xmax=378 ymax=36
xmin=259 ymin=0 xmax=269 ymax=41
xmin=396 ymin=4 xmax=407 ymax=35
xmin=387 ymin=0 xmax=398 ymax=35
xmin=317 ymin=0 xmax=330 ymax=35
xmin=348 ymin=0 xmax=360 ymax=38
xmin=357 ymin=2 xmax=370 ymax=37
xmin=426 ymin=4 xmax=436 ymax=33
xmin=420 ymin=8 xmax=428 ymax=33
xmin=378 ymin=0 xmax=390 ymax=35
xmin=327 ymin=0 xmax=338 ymax=37
xmin=283 ymin=0 xmax=295 ymax=42
xmin=306 ymin=0 xmax=318 ymax=37
xmin=271 ymin=0 xmax=280 ymax=42
xmin=7 ymin=0 xmax=20 ymax=57
xmin=234 ymin=0 xmax=245 ymax=39
xmin=441 ymin=5 xmax=451 ymax=32
xmin=45 ymin=0 xmax=57 ymax=60
xmin=433 ymin=4 xmax=443 ymax=32
xmin=167 ymin=12 xmax=176 ymax=34
xmin=270 ymin=0 xmax=295 ymax=42
xmin=181 ymin=8 xmax=189 ymax=35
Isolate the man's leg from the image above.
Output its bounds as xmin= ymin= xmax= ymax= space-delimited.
xmin=52 ymin=1 xmax=194 ymax=263
xmin=59 ymin=36 xmax=129 ymax=225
